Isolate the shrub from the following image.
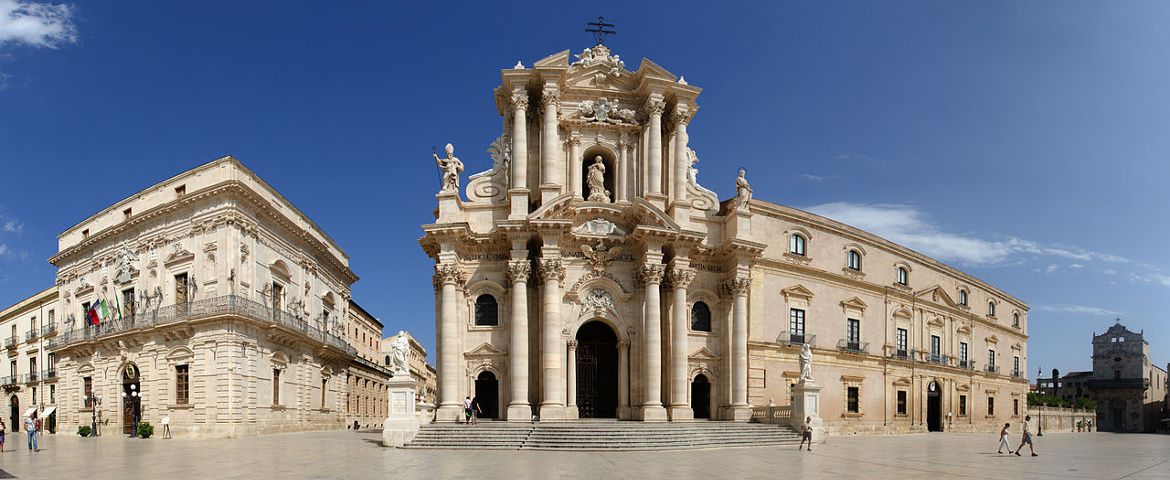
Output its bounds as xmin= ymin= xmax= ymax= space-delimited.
xmin=78 ymin=425 xmax=92 ymax=437
xmin=137 ymin=422 xmax=154 ymax=439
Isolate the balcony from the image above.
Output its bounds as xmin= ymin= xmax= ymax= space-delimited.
xmin=4 ymin=337 xmax=15 ymax=350
xmin=986 ymin=365 xmax=1000 ymax=374
xmin=41 ymin=369 xmax=57 ymax=381
xmin=928 ymin=354 xmax=951 ymax=366
xmin=778 ymin=331 xmax=816 ymax=346
xmin=837 ymin=339 xmax=869 ymax=354
xmin=890 ymin=348 xmax=910 ymax=360
xmin=21 ymin=372 xmax=37 ymax=383
xmin=958 ymin=359 xmax=974 ymax=370
xmin=42 ymin=323 xmax=57 ymax=337
xmin=0 ymin=376 xmax=15 ymax=388
xmin=25 ymin=329 xmax=38 ymax=342
xmin=1012 ymin=369 xmax=1023 ymax=378
xmin=47 ymin=294 xmax=357 ymax=357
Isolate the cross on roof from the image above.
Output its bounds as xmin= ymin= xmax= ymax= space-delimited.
xmin=586 ymin=16 xmax=616 ymax=46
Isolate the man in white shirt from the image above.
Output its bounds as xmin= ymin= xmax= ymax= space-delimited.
xmin=24 ymin=414 xmax=38 ymax=452
xmin=1014 ymin=415 xmax=1038 ymax=456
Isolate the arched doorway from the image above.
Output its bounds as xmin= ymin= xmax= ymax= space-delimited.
xmin=9 ymin=396 xmax=18 ymax=432
xmin=692 ymin=374 xmax=711 ymax=419
xmin=122 ymin=363 xmax=141 ymax=435
xmin=926 ymin=380 xmax=942 ymax=432
xmin=576 ymin=321 xmax=618 ymax=418
xmin=474 ymin=371 xmax=499 ymax=419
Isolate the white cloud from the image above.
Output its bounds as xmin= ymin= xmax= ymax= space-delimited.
xmin=1069 ymin=263 xmax=1084 ymax=269
xmin=1045 ymin=264 xmax=1059 ymax=274
xmin=2 ymin=219 xmax=22 ymax=233
xmin=0 ymin=0 xmax=77 ymax=48
xmin=1035 ymin=304 xmax=1124 ymax=317
xmin=0 ymin=243 xmax=7 ymax=256
xmin=798 ymin=173 xmax=837 ymax=182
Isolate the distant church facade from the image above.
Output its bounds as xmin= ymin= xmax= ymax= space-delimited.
xmin=421 ymin=41 xmax=1030 ymax=433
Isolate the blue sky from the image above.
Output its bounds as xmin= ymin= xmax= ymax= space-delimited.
xmin=2 ymin=1 xmax=1168 ymax=378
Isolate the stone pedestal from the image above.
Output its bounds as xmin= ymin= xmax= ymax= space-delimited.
xmin=640 ymin=405 xmax=668 ymax=422
xmin=382 ymin=376 xmax=421 ymax=447
xmin=790 ymin=380 xmax=824 ymax=444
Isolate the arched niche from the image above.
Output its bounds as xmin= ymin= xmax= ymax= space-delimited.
xmin=581 ymin=144 xmax=617 ymax=203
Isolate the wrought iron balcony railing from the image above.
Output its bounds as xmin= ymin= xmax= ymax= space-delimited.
xmin=41 ymin=369 xmax=57 ymax=380
xmin=21 ymin=372 xmax=38 ymax=383
xmin=47 ymin=294 xmax=356 ymax=356
xmin=778 ymin=331 xmax=816 ymax=346
xmin=0 ymin=376 xmax=15 ymax=387
xmin=1012 ymin=369 xmax=1023 ymax=378
xmin=4 ymin=337 xmax=15 ymax=349
xmin=959 ymin=359 xmax=974 ymax=370
xmin=986 ymin=365 xmax=1000 ymax=374
xmin=837 ymin=339 xmax=868 ymax=354
xmin=892 ymin=348 xmax=909 ymax=360
xmin=25 ymin=329 xmax=38 ymax=342
xmin=43 ymin=323 xmax=58 ymax=336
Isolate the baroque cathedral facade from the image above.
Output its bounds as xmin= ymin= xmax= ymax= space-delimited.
xmin=422 ymin=43 xmax=1030 ymax=433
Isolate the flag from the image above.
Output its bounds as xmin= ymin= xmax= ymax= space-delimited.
xmin=86 ymin=303 xmax=100 ymax=326
xmin=114 ymin=294 xmax=123 ymax=322
xmin=90 ymin=300 xmax=105 ymax=326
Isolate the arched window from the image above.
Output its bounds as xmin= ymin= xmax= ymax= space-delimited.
xmin=1013 ymin=312 xmax=1020 ymax=328
xmin=691 ymin=301 xmax=712 ymax=332
xmin=847 ymin=250 xmax=862 ymax=271
xmin=474 ymin=294 xmax=499 ymax=326
xmin=896 ymin=267 xmax=909 ymax=286
xmin=958 ymin=289 xmax=968 ymax=306
xmin=789 ymin=234 xmax=806 ymax=256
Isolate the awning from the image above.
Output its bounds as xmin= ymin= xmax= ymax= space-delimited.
xmin=40 ymin=406 xmax=55 ymax=417
xmin=22 ymin=407 xmax=36 ymax=417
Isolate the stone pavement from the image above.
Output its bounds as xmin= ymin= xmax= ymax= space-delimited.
xmin=0 ymin=430 xmax=1166 ymax=479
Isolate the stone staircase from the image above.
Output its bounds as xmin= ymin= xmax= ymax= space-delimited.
xmin=403 ymin=421 xmax=803 ymax=451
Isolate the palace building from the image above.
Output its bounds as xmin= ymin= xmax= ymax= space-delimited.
xmin=420 ymin=42 xmax=1030 ymax=433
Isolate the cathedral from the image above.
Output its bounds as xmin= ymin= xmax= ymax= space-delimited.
xmin=421 ymin=42 xmax=1030 ymax=432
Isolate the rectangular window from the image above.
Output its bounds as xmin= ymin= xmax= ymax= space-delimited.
xmin=988 ymin=396 xmax=995 ymax=416
xmin=789 ymin=309 xmax=805 ymax=342
xmin=84 ymin=376 xmax=93 ymax=408
xmin=847 ymin=386 xmax=860 ymax=413
xmin=1013 ymin=398 xmax=1019 ymax=416
xmin=123 ymin=207 xmax=132 ymax=220
xmin=48 ymin=309 xmax=54 ymax=325
xmin=273 ymin=369 xmax=281 ymax=405
xmin=123 ymin=288 xmax=136 ymax=318
xmin=272 ymin=283 xmax=284 ymax=312
xmin=1013 ymin=356 xmax=1020 ymax=376
xmin=959 ymin=395 xmax=967 ymax=416
xmin=321 ymin=378 xmax=328 ymax=409
xmin=897 ymin=267 xmax=908 ymax=285
xmin=896 ymin=390 xmax=907 ymax=415
xmin=896 ymin=328 xmax=908 ymax=356
xmin=50 ymin=385 xmax=55 ymax=403
xmin=846 ymin=318 xmax=860 ymax=350
xmin=175 ymin=273 xmax=189 ymax=304
xmin=988 ymin=350 xmax=996 ymax=370
xmin=175 ymin=365 xmax=189 ymax=405
xmin=175 ymin=184 xmax=186 ymax=197
xmin=960 ymin=342 xmax=968 ymax=365
xmin=930 ymin=335 xmax=941 ymax=362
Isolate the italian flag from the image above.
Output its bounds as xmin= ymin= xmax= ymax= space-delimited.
xmin=88 ymin=300 xmax=106 ymax=326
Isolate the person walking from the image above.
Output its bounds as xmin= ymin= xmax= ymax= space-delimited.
xmin=998 ymin=423 xmax=1011 ymax=454
xmin=1014 ymin=415 xmax=1038 ymax=456
xmin=462 ymin=396 xmax=473 ymax=424
xmin=798 ymin=416 xmax=813 ymax=451
xmin=469 ymin=395 xmax=482 ymax=425
xmin=0 ymin=419 xmax=6 ymax=452
xmin=161 ymin=415 xmax=171 ymax=439
xmin=24 ymin=413 xmax=37 ymax=452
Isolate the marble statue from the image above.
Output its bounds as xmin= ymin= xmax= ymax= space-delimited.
xmin=799 ymin=343 xmax=814 ymax=381
xmin=586 ymin=156 xmax=611 ymax=202
xmin=433 ymin=143 xmax=464 ymax=192
xmin=735 ymin=168 xmax=753 ymax=210
xmin=391 ymin=332 xmax=410 ymax=375
xmin=113 ymin=245 xmax=139 ymax=284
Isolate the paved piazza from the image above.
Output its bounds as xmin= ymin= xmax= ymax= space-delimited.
xmin=0 ymin=431 xmax=1165 ymax=479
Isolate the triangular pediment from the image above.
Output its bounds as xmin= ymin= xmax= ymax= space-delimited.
xmin=636 ymin=57 xmax=676 ymax=81
xmin=688 ymin=347 xmax=719 ymax=360
xmin=915 ymin=285 xmax=957 ymax=308
xmin=533 ymin=49 xmax=570 ymax=68
xmin=840 ymin=297 xmax=868 ymax=311
xmin=465 ymin=342 xmax=506 ymax=357
xmin=781 ymin=285 xmax=815 ymax=301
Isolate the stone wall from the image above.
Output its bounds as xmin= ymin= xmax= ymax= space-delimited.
xmin=1026 ymin=407 xmax=1096 ymax=433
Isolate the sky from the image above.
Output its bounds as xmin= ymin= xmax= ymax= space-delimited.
xmin=1 ymin=1 xmax=1169 ymax=379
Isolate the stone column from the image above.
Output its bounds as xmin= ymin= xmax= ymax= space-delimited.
xmin=569 ymin=137 xmax=582 ymax=198
xmin=538 ymin=258 xmax=566 ymax=420
xmin=505 ymin=259 xmax=531 ymax=421
xmin=540 ymin=88 xmax=562 ymax=203
xmin=434 ymin=263 xmax=465 ymax=422
xmin=669 ymin=264 xmax=695 ymax=421
xmin=566 ymin=340 xmax=578 ymax=418
xmin=672 ymin=105 xmax=692 ymax=204
xmin=508 ymin=89 xmax=529 ymax=219
xmin=646 ymin=99 xmax=665 ymax=197
xmin=618 ymin=341 xmax=630 ymax=419
xmin=639 ymin=263 xmax=667 ymax=421
xmin=725 ymin=276 xmax=752 ymax=421
xmin=617 ymin=133 xmax=629 ymax=202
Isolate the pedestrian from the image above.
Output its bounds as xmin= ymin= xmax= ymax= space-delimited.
xmin=798 ymin=416 xmax=813 ymax=451
xmin=462 ymin=396 xmax=473 ymax=424
xmin=998 ymin=423 xmax=1011 ymax=453
xmin=25 ymin=413 xmax=37 ymax=452
xmin=161 ymin=415 xmax=171 ymax=439
xmin=469 ymin=395 xmax=482 ymax=425
xmin=1014 ymin=415 xmax=1038 ymax=456
xmin=0 ymin=419 xmax=6 ymax=452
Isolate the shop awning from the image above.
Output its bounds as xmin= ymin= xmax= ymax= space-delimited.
xmin=22 ymin=407 xmax=36 ymax=417
xmin=40 ymin=406 xmax=55 ymax=417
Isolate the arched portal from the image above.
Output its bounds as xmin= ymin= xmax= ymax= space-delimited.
xmin=576 ymin=321 xmax=618 ymax=418
xmin=122 ymin=363 xmax=142 ymax=435
xmin=926 ymin=380 xmax=942 ymax=432
xmin=692 ymin=374 xmax=712 ymax=419
xmin=474 ymin=371 xmax=499 ymax=419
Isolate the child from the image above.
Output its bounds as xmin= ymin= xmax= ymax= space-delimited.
xmin=998 ymin=423 xmax=1011 ymax=453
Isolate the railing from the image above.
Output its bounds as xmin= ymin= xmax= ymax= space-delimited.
xmin=43 ymin=323 xmax=58 ymax=336
xmin=21 ymin=372 xmax=38 ymax=383
xmin=41 ymin=369 xmax=57 ymax=380
xmin=4 ymin=337 xmax=15 ymax=349
xmin=25 ymin=329 xmax=38 ymax=342
xmin=986 ymin=365 xmax=999 ymax=374
xmin=751 ymin=404 xmax=793 ymax=424
xmin=778 ymin=331 xmax=816 ymax=346
xmin=837 ymin=339 xmax=868 ymax=354
xmin=891 ymin=348 xmax=910 ymax=360
xmin=929 ymin=354 xmax=951 ymax=366
xmin=1012 ymin=369 xmax=1023 ymax=378
xmin=47 ymin=294 xmax=357 ymax=356
xmin=0 ymin=376 xmax=15 ymax=387
xmin=959 ymin=359 xmax=974 ymax=370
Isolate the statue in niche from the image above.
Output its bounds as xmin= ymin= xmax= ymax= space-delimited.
xmin=735 ymin=168 xmax=753 ymax=211
xmin=586 ymin=156 xmax=611 ymax=202
xmin=432 ymin=143 xmax=464 ymax=192
xmin=113 ymin=245 xmax=139 ymax=284
xmin=800 ymin=343 xmax=814 ymax=381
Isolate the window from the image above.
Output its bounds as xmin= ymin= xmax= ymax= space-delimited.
xmin=48 ymin=309 xmax=54 ymax=325
xmin=321 ymin=378 xmax=328 ymax=409
xmin=846 ymin=319 xmax=860 ymax=350
xmin=691 ymin=301 xmax=712 ymax=332
xmin=896 ymin=390 xmax=907 ymax=415
xmin=1013 ymin=398 xmax=1019 ymax=416
xmin=123 ymin=288 xmax=136 ymax=318
xmin=789 ymin=234 xmax=806 ymax=256
xmin=175 ymin=365 xmax=189 ymax=404
xmin=82 ymin=228 xmax=89 ymax=239
xmin=988 ymin=396 xmax=995 ymax=416
xmin=50 ymin=385 xmax=55 ymax=403
xmin=123 ymin=208 xmax=132 ymax=221
xmin=960 ymin=342 xmax=969 ymax=366
xmin=1114 ymin=369 xmax=1121 ymax=380
xmin=896 ymin=267 xmax=908 ymax=286
xmin=1013 ymin=356 xmax=1020 ymax=375
xmin=1013 ymin=313 xmax=1020 ymax=328
xmin=175 ymin=273 xmax=189 ymax=304
xmin=84 ymin=376 xmax=93 ymax=408
xmin=474 ymin=294 xmax=499 ymax=326
xmin=958 ymin=289 xmax=968 ymax=306
xmin=896 ymin=328 xmax=908 ymax=357
xmin=847 ymin=386 xmax=860 ymax=413
xmin=988 ymin=301 xmax=996 ymax=316
xmin=789 ymin=308 xmax=805 ymax=342
xmin=930 ymin=335 xmax=941 ymax=362
xmin=175 ymin=184 xmax=186 ymax=197
xmin=959 ymin=395 xmax=967 ymax=416
xmin=988 ymin=350 xmax=996 ymax=370
xmin=847 ymin=250 xmax=862 ymax=271
xmin=273 ymin=369 xmax=282 ymax=405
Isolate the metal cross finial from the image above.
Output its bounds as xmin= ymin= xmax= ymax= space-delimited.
xmin=585 ymin=16 xmax=616 ymax=45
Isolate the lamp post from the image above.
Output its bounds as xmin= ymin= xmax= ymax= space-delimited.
xmin=83 ymin=394 xmax=101 ymax=436
xmin=1037 ymin=367 xmax=1043 ymax=437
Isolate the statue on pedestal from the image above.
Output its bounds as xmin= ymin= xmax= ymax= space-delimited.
xmin=433 ymin=143 xmax=464 ymax=193
xmin=735 ymin=168 xmax=753 ymax=211
xmin=391 ymin=332 xmax=410 ymax=376
xmin=799 ymin=343 xmax=814 ymax=382
xmin=587 ymin=156 xmax=611 ymax=202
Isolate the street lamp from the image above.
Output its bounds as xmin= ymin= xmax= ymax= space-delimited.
xmin=83 ymin=394 xmax=101 ymax=436
xmin=1037 ymin=367 xmax=1043 ymax=437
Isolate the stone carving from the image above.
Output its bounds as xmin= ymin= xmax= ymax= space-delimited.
xmin=433 ymin=263 xmax=466 ymax=286
xmin=541 ymin=88 xmax=560 ymax=110
xmin=638 ymin=264 xmax=666 ymax=285
xmin=646 ymin=99 xmax=666 ymax=116
xmin=586 ymin=156 xmax=611 ymax=202
xmin=538 ymin=258 xmax=566 ymax=284
xmin=583 ymin=288 xmax=615 ymax=311
xmin=510 ymin=90 xmax=529 ymax=111
xmin=735 ymin=168 xmax=753 ymax=211
xmin=800 ymin=343 xmax=814 ymax=381
xmin=506 ymin=259 xmax=531 ymax=284
xmin=433 ymin=143 xmax=465 ymax=193
xmin=571 ymin=44 xmax=625 ymax=77
xmin=390 ymin=331 xmax=410 ymax=375
xmin=465 ymin=135 xmax=510 ymax=203
xmin=572 ymin=218 xmax=626 ymax=236
xmin=579 ymin=97 xmax=637 ymax=125
xmin=580 ymin=241 xmax=622 ymax=273
xmin=685 ymin=148 xmax=720 ymax=212
xmin=722 ymin=276 xmax=752 ymax=296
xmin=670 ymin=267 xmax=695 ymax=289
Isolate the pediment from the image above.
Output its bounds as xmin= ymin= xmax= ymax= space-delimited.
xmin=956 ymin=325 xmax=972 ymax=336
xmin=564 ymin=65 xmax=640 ymax=92
xmin=927 ymin=316 xmax=945 ymax=328
xmin=688 ymin=347 xmax=720 ymax=360
xmin=533 ymin=49 xmax=570 ymax=68
xmin=985 ymin=335 xmax=999 ymax=344
xmin=636 ymin=57 xmax=676 ymax=81
xmin=165 ymin=246 xmax=195 ymax=266
xmin=915 ymin=285 xmax=957 ymax=308
xmin=781 ymin=285 xmax=815 ymax=301
xmin=465 ymin=342 xmax=506 ymax=357
xmin=840 ymin=297 xmax=868 ymax=311
xmin=530 ymin=196 xmax=678 ymax=233
xmin=956 ymin=383 xmax=971 ymax=392
xmin=1011 ymin=342 xmax=1023 ymax=351
xmin=892 ymin=377 xmax=912 ymax=387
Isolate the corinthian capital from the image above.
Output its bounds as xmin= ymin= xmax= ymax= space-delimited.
xmin=673 ymin=104 xmax=693 ymax=127
xmin=433 ymin=263 xmax=466 ymax=287
xmin=637 ymin=264 xmax=666 ymax=286
xmin=645 ymin=99 xmax=666 ymax=116
xmin=538 ymin=258 xmax=565 ymax=284
xmin=721 ymin=276 xmax=752 ymax=296
xmin=507 ymin=259 xmax=532 ymax=284
xmin=670 ymin=267 xmax=696 ymax=290
xmin=541 ymin=88 xmax=561 ymax=107
xmin=511 ymin=89 xmax=529 ymax=111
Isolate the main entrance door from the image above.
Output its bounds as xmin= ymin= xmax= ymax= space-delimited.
xmin=692 ymin=375 xmax=711 ymax=419
xmin=474 ymin=371 xmax=499 ymax=419
xmin=576 ymin=321 xmax=618 ymax=418
xmin=122 ymin=363 xmax=141 ymax=435
xmin=927 ymin=381 xmax=942 ymax=432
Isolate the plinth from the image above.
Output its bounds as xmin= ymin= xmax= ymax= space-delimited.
xmin=790 ymin=380 xmax=825 ymax=444
xmin=382 ymin=375 xmax=420 ymax=447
